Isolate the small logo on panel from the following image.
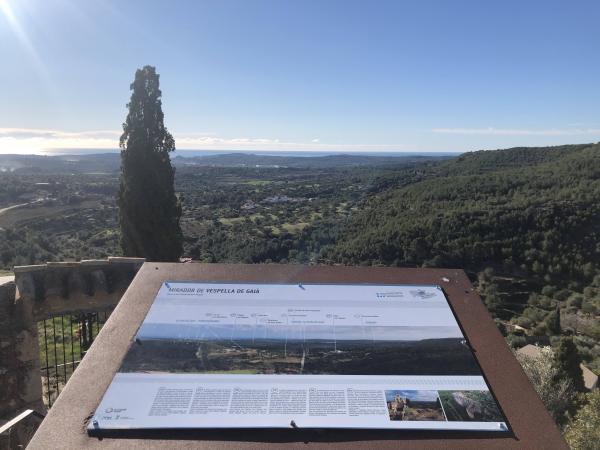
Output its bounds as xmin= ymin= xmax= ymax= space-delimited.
xmin=409 ymin=289 xmax=436 ymax=299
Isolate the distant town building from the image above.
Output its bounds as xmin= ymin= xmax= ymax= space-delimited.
xmin=262 ymin=195 xmax=301 ymax=204
xmin=241 ymin=200 xmax=258 ymax=210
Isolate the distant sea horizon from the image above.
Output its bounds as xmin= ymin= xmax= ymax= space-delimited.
xmin=26 ymin=148 xmax=462 ymax=158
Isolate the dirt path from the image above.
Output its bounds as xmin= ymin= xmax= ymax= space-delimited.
xmin=0 ymin=199 xmax=43 ymax=215
xmin=0 ymin=199 xmax=100 ymax=228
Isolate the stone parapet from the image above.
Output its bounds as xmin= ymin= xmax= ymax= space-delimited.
xmin=14 ymin=258 xmax=145 ymax=321
xmin=0 ymin=278 xmax=24 ymax=420
xmin=2 ymin=257 xmax=145 ymax=425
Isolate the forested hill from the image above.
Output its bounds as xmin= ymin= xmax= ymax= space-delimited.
xmin=436 ymin=143 xmax=593 ymax=175
xmin=329 ymin=142 xmax=600 ymax=376
xmin=325 ymin=142 xmax=600 ymax=440
xmin=330 ymin=143 xmax=600 ymax=287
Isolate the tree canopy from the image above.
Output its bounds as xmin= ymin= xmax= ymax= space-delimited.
xmin=117 ymin=65 xmax=182 ymax=261
xmin=555 ymin=337 xmax=585 ymax=392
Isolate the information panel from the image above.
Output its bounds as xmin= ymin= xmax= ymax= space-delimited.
xmin=89 ymin=282 xmax=508 ymax=432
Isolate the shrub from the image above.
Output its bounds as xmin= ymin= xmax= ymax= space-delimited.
xmin=564 ymin=389 xmax=600 ymax=450
xmin=515 ymin=347 xmax=576 ymax=426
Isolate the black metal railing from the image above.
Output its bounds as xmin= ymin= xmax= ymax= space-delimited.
xmin=38 ymin=310 xmax=112 ymax=407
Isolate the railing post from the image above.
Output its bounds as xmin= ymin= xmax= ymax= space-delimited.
xmin=0 ymin=278 xmax=19 ymax=420
xmin=11 ymin=267 xmax=47 ymax=416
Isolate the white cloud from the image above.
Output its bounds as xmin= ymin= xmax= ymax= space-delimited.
xmin=174 ymin=135 xmax=405 ymax=151
xmin=432 ymin=127 xmax=600 ymax=136
xmin=0 ymin=127 xmax=121 ymax=139
xmin=0 ymin=127 xmax=409 ymax=154
xmin=0 ymin=128 xmax=122 ymax=154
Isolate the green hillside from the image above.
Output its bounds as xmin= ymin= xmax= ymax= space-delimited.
xmin=332 ymin=143 xmax=600 ymax=277
xmin=437 ymin=143 xmax=593 ymax=175
xmin=330 ymin=143 xmax=600 ymax=369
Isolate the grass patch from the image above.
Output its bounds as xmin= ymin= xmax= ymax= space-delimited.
xmin=0 ymin=200 xmax=101 ymax=228
xmin=281 ymin=222 xmax=309 ymax=233
xmin=218 ymin=217 xmax=243 ymax=225
xmin=336 ymin=202 xmax=348 ymax=213
xmin=243 ymin=180 xmax=272 ymax=186
xmin=38 ymin=312 xmax=110 ymax=377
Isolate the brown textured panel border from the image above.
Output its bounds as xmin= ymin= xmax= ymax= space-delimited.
xmin=27 ymin=263 xmax=568 ymax=450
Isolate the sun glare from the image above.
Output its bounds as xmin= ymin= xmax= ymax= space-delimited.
xmin=0 ymin=0 xmax=54 ymax=98
xmin=0 ymin=0 xmax=16 ymax=23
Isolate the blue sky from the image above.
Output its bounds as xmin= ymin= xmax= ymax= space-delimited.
xmin=136 ymin=324 xmax=463 ymax=341
xmin=1 ymin=0 xmax=599 ymax=154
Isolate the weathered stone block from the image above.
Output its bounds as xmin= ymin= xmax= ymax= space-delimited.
xmin=15 ymin=273 xmax=36 ymax=301
xmin=43 ymin=270 xmax=67 ymax=299
xmin=90 ymin=270 xmax=108 ymax=295
xmin=16 ymin=329 xmax=40 ymax=362
xmin=0 ymin=280 xmax=22 ymax=420
xmin=13 ymin=265 xmax=46 ymax=274
xmin=46 ymin=262 xmax=80 ymax=268
xmin=67 ymin=271 xmax=86 ymax=298
xmin=81 ymin=259 xmax=110 ymax=266
xmin=108 ymin=256 xmax=145 ymax=265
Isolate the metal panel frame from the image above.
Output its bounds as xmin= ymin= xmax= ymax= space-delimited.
xmin=27 ymin=263 xmax=568 ymax=450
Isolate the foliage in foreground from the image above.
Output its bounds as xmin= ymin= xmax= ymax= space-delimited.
xmin=515 ymin=346 xmax=576 ymax=426
xmin=564 ymin=389 xmax=600 ymax=450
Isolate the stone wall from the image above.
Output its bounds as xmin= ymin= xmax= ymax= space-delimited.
xmin=0 ymin=278 xmax=21 ymax=419
xmin=0 ymin=257 xmax=145 ymax=423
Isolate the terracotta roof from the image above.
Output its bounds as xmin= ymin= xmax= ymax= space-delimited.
xmin=516 ymin=344 xmax=542 ymax=359
xmin=581 ymin=364 xmax=599 ymax=390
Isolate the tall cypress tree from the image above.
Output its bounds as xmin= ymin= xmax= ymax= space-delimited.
xmin=554 ymin=337 xmax=585 ymax=392
xmin=117 ymin=66 xmax=183 ymax=261
xmin=545 ymin=306 xmax=561 ymax=335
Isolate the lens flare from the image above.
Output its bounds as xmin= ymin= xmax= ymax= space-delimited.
xmin=0 ymin=0 xmax=55 ymax=96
